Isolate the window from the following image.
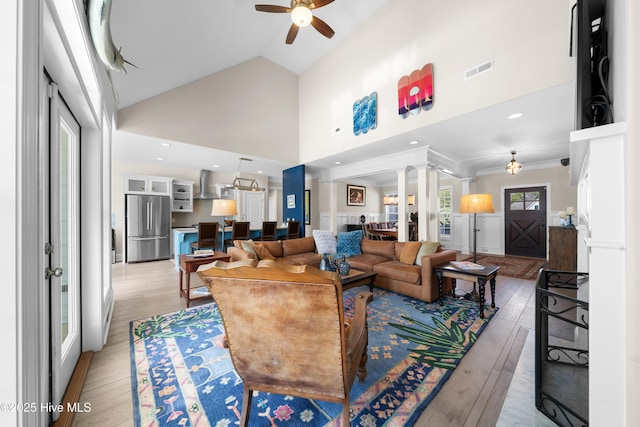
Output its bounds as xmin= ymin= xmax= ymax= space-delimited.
xmin=509 ymin=191 xmax=540 ymax=211
xmin=384 ymin=192 xmax=398 ymax=224
xmin=439 ymin=186 xmax=452 ymax=236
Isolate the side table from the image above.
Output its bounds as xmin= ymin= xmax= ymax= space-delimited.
xmin=433 ymin=262 xmax=499 ymax=319
xmin=179 ymin=252 xmax=230 ymax=307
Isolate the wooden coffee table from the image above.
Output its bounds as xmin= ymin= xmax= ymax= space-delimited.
xmin=339 ymin=268 xmax=376 ymax=293
xmin=179 ymin=252 xmax=230 ymax=307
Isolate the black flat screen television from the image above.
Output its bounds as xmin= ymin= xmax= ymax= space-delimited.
xmin=575 ymin=0 xmax=610 ymax=130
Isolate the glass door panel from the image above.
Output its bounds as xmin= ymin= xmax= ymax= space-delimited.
xmin=49 ymin=84 xmax=81 ymax=414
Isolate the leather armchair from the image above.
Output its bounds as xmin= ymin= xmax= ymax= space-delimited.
xmin=198 ymin=260 xmax=373 ymax=426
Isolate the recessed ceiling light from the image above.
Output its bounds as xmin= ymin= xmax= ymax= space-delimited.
xmin=335 ymin=161 xmax=341 ymax=165
xmin=257 ymin=170 xmax=263 ymax=174
xmin=160 ymin=142 xmax=171 ymax=147
xmin=155 ymin=157 xmax=164 ymax=161
xmin=213 ymin=165 xmax=219 ymax=168
xmin=409 ymin=140 xmax=419 ymax=145
xmin=508 ymin=113 xmax=523 ymax=120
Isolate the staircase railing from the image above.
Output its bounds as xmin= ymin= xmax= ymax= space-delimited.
xmin=535 ymin=268 xmax=589 ymax=426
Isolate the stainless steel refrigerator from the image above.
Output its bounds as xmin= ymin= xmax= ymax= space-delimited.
xmin=126 ymin=194 xmax=171 ymax=262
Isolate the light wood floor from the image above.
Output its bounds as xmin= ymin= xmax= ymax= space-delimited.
xmin=73 ymin=258 xmax=536 ymax=426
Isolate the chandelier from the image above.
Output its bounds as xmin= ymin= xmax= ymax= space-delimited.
xmin=225 ymin=158 xmax=265 ymax=192
xmin=505 ymin=151 xmax=522 ymax=175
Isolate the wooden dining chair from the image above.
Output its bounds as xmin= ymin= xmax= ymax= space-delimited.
xmin=255 ymin=221 xmax=278 ymax=241
xmin=224 ymin=221 xmax=251 ymax=250
xmin=190 ymin=222 xmax=219 ymax=252
xmin=361 ymin=223 xmax=382 ymax=240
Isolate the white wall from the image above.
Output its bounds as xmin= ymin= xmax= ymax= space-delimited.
xmin=624 ymin=0 xmax=640 ymax=423
xmin=2 ymin=1 xmax=20 ymax=424
xmin=298 ymin=0 xmax=574 ymax=164
xmin=6 ymin=0 xmax=118 ymax=423
xmin=118 ymin=57 xmax=300 ymax=164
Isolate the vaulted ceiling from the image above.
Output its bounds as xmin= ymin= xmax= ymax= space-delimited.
xmin=109 ymin=0 xmax=575 ymax=184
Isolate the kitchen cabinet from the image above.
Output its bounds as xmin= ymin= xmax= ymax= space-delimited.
xmin=124 ymin=175 xmax=171 ymax=196
xmin=172 ymin=180 xmax=194 ymax=212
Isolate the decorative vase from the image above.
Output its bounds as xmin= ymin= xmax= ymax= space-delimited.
xmin=337 ymin=256 xmax=350 ymax=276
xmin=322 ymin=254 xmax=335 ymax=272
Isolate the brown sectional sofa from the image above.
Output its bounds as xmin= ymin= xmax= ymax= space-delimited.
xmin=228 ymin=236 xmax=322 ymax=267
xmin=228 ymin=236 xmax=457 ymax=303
xmin=350 ymin=239 xmax=456 ymax=303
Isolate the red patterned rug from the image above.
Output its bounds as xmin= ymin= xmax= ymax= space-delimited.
xmin=463 ymin=254 xmax=547 ymax=281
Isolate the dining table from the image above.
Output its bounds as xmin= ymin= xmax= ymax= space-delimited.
xmin=375 ymin=228 xmax=398 ymax=239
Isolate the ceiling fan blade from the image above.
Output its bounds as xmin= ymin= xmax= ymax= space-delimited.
xmin=310 ymin=16 xmax=335 ymax=39
xmin=255 ymin=4 xmax=291 ymax=13
xmin=310 ymin=0 xmax=334 ymax=9
xmin=285 ymin=23 xmax=300 ymax=44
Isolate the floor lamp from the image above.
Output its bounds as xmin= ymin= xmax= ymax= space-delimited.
xmin=211 ymin=199 xmax=237 ymax=228
xmin=459 ymin=193 xmax=495 ymax=300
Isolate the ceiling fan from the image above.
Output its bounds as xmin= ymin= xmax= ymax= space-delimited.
xmin=255 ymin=0 xmax=336 ymax=44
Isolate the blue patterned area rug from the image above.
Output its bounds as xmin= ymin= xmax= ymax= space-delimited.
xmin=130 ymin=288 xmax=498 ymax=426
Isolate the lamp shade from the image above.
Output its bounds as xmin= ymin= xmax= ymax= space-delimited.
xmin=459 ymin=194 xmax=495 ymax=214
xmin=211 ymin=199 xmax=237 ymax=216
xmin=383 ymin=195 xmax=398 ymax=205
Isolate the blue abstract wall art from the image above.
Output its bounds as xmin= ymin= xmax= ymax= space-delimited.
xmin=353 ymin=92 xmax=377 ymax=136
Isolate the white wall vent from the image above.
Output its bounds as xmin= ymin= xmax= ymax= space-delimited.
xmin=464 ymin=60 xmax=493 ymax=80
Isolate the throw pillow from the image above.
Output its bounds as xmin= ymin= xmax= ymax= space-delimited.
xmin=415 ymin=241 xmax=441 ymax=266
xmin=241 ymin=239 xmax=257 ymax=257
xmin=400 ymin=241 xmax=422 ymax=265
xmin=312 ymin=229 xmax=337 ymax=254
xmin=336 ymin=230 xmax=363 ymax=256
xmin=254 ymin=244 xmax=276 ymax=260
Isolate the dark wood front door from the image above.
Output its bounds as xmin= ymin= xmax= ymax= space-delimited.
xmin=505 ymin=186 xmax=547 ymax=258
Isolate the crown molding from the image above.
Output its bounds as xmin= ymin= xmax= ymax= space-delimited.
xmin=314 ymin=145 xmax=473 ymax=183
xmin=475 ymin=159 xmax=563 ymax=177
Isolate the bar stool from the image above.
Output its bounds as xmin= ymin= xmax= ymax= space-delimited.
xmin=190 ymin=222 xmax=219 ymax=252
xmin=286 ymin=220 xmax=300 ymax=239
xmin=255 ymin=221 xmax=277 ymax=241
xmin=224 ymin=221 xmax=251 ymax=250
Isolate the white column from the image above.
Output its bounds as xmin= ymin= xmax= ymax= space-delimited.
xmin=328 ymin=181 xmax=338 ymax=235
xmin=417 ymin=166 xmax=428 ymax=241
xmin=460 ymin=178 xmax=471 ymax=255
xmin=570 ymin=123 xmax=626 ymax=427
xmin=396 ymin=168 xmax=409 ymax=241
xmin=427 ymin=169 xmax=440 ymax=241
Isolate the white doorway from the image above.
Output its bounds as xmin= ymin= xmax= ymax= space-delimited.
xmin=47 ymin=82 xmax=82 ymax=417
xmin=244 ymin=192 xmax=265 ymax=229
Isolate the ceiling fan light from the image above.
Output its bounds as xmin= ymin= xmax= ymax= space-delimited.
xmin=291 ymin=5 xmax=312 ymax=27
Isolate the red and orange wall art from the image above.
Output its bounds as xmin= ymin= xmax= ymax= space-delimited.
xmin=398 ymin=63 xmax=434 ymax=118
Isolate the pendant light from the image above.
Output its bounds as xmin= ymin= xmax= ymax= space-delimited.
xmin=225 ymin=158 xmax=265 ymax=191
xmin=506 ymin=151 xmax=522 ymax=175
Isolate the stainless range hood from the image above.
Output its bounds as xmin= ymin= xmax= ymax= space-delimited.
xmin=193 ymin=170 xmax=216 ymax=199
